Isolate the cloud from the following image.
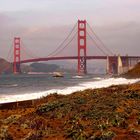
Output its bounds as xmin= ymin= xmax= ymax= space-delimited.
xmin=0 ymin=13 xmax=14 ymax=26
xmin=93 ymin=21 xmax=140 ymax=55
xmin=0 ymin=20 xmax=140 ymax=60
xmin=0 ymin=1 xmax=140 ymax=62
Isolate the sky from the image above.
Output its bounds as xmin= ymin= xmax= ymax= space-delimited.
xmin=0 ymin=0 xmax=140 ymax=65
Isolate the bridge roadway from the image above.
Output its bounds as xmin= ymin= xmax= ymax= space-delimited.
xmin=20 ymin=56 xmax=140 ymax=64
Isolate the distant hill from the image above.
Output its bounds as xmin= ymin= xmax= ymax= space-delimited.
xmin=0 ymin=59 xmax=73 ymax=74
xmin=30 ymin=63 xmax=60 ymax=72
xmin=0 ymin=58 xmax=12 ymax=74
xmin=122 ymin=62 xmax=140 ymax=78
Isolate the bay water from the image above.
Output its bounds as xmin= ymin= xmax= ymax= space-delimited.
xmin=0 ymin=73 xmax=139 ymax=103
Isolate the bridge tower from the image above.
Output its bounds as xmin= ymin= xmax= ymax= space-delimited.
xmin=13 ymin=37 xmax=21 ymax=74
xmin=107 ymin=56 xmax=118 ymax=74
xmin=78 ymin=20 xmax=87 ymax=75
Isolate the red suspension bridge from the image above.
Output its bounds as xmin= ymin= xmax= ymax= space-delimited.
xmin=9 ymin=20 xmax=140 ymax=75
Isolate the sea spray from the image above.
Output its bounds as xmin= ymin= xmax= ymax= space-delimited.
xmin=0 ymin=77 xmax=139 ymax=104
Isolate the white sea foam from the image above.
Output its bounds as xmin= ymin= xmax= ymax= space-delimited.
xmin=0 ymin=78 xmax=139 ymax=104
xmin=0 ymin=84 xmax=18 ymax=88
xmin=72 ymin=75 xmax=83 ymax=79
xmin=93 ymin=77 xmax=103 ymax=80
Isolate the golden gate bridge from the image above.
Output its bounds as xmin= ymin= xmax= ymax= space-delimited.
xmin=6 ymin=20 xmax=140 ymax=75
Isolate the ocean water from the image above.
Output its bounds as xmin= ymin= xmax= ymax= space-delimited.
xmin=0 ymin=73 xmax=139 ymax=104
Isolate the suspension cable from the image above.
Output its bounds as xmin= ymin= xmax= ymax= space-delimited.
xmin=6 ymin=44 xmax=13 ymax=62
xmin=50 ymin=31 xmax=77 ymax=57
xmin=46 ymin=22 xmax=77 ymax=57
xmin=10 ymin=23 xmax=77 ymax=60
xmin=87 ymin=22 xmax=113 ymax=55
xmin=21 ymin=41 xmax=40 ymax=59
xmin=87 ymin=31 xmax=107 ymax=56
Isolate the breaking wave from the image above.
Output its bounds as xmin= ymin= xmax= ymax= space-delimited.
xmin=0 ymin=84 xmax=18 ymax=88
xmin=0 ymin=77 xmax=139 ymax=104
xmin=72 ymin=75 xmax=83 ymax=79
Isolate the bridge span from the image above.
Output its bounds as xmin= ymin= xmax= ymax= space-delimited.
xmin=20 ymin=56 xmax=140 ymax=64
xmin=19 ymin=55 xmax=140 ymax=75
xmin=12 ymin=20 xmax=140 ymax=75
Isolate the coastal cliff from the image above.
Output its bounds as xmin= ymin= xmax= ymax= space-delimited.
xmin=0 ymin=58 xmax=12 ymax=74
xmin=122 ymin=62 xmax=140 ymax=78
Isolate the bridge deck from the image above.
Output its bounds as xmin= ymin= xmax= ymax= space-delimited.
xmin=20 ymin=56 xmax=140 ymax=64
